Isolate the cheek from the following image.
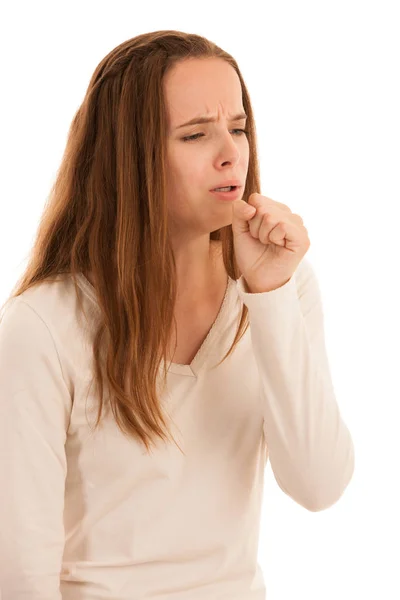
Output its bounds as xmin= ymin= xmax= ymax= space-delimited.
xmin=168 ymin=148 xmax=194 ymax=179
xmin=174 ymin=157 xmax=207 ymax=190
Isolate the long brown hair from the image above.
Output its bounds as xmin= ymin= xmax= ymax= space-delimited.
xmin=0 ymin=30 xmax=261 ymax=454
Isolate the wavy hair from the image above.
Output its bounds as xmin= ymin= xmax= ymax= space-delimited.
xmin=0 ymin=30 xmax=261 ymax=454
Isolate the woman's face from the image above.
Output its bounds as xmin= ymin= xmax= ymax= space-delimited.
xmin=164 ymin=57 xmax=250 ymax=236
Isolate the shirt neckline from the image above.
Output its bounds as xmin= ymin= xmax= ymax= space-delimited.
xmin=75 ymin=272 xmax=235 ymax=377
xmin=167 ymin=274 xmax=234 ymax=375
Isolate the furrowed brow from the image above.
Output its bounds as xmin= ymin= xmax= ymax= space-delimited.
xmin=175 ymin=112 xmax=247 ymax=130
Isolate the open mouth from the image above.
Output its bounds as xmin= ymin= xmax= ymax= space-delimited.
xmin=212 ymin=186 xmax=238 ymax=192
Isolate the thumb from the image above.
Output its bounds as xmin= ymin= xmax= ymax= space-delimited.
xmin=232 ymin=200 xmax=257 ymax=235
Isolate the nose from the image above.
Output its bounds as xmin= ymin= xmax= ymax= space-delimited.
xmin=217 ymin=132 xmax=241 ymax=166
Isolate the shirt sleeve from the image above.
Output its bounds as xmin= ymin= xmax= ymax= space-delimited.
xmin=0 ymin=297 xmax=72 ymax=599
xmin=236 ymin=257 xmax=355 ymax=512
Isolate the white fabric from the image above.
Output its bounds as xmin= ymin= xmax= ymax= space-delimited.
xmin=0 ymin=256 xmax=354 ymax=599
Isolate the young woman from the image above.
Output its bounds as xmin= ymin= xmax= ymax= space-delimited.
xmin=0 ymin=30 xmax=354 ymax=600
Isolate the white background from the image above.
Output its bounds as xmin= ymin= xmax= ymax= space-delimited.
xmin=1 ymin=1 xmax=399 ymax=598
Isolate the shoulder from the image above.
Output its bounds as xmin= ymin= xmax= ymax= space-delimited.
xmin=0 ymin=275 xmax=95 ymax=378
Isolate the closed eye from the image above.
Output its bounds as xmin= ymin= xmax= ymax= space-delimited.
xmin=182 ymin=129 xmax=249 ymax=142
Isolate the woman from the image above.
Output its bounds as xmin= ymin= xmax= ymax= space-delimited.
xmin=0 ymin=30 xmax=354 ymax=599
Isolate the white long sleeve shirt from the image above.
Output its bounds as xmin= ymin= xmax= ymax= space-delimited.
xmin=0 ymin=256 xmax=354 ymax=599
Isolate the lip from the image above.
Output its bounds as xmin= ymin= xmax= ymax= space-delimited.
xmin=210 ymin=187 xmax=242 ymax=201
xmin=209 ymin=179 xmax=242 ymax=191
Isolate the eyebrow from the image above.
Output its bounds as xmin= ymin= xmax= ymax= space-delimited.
xmin=175 ymin=112 xmax=247 ymax=130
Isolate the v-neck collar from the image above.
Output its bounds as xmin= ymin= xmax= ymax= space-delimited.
xmin=166 ymin=275 xmax=235 ymax=377
xmin=75 ymin=272 xmax=236 ymax=378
